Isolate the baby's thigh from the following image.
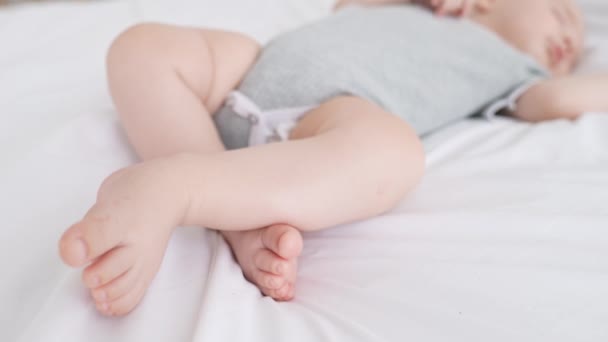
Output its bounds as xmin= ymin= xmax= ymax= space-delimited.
xmin=107 ymin=23 xmax=260 ymax=113
xmin=201 ymin=29 xmax=261 ymax=113
xmin=287 ymin=96 xmax=376 ymax=140
xmin=289 ymin=95 xmax=426 ymax=195
xmin=290 ymin=96 xmax=423 ymax=151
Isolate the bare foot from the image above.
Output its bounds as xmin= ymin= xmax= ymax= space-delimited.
xmin=58 ymin=160 xmax=188 ymax=316
xmin=222 ymin=225 xmax=303 ymax=300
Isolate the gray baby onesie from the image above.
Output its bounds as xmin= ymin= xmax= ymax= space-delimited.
xmin=214 ymin=5 xmax=548 ymax=150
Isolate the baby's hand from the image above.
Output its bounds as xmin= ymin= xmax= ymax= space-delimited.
xmin=428 ymin=0 xmax=475 ymax=17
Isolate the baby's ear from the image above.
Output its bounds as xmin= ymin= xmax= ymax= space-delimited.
xmin=474 ymin=0 xmax=497 ymax=13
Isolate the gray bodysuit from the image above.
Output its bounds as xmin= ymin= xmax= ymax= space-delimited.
xmin=214 ymin=5 xmax=548 ymax=150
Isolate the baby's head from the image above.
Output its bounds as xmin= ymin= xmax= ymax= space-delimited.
xmin=470 ymin=0 xmax=585 ymax=75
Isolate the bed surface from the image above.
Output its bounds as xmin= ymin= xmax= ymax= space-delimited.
xmin=2 ymin=1 xmax=607 ymax=341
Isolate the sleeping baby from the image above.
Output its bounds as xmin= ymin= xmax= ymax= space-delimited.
xmin=58 ymin=0 xmax=606 ymax=316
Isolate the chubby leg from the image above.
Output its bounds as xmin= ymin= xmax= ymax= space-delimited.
xmin=60 ymin=94 xmax=425 ymax=314
xmin=106 ymin=23 xmax=259 ymax=158
xmin=178 ymin=96 xmax=426 ymax=231
xmin=60 ymin=23 xmax=303 ymax=315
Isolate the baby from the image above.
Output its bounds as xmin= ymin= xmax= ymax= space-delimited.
xmin=58 ymin=0 xmax=606 ymax=316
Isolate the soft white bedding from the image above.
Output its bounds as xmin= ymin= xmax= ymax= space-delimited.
xmin=1 ymin=1 xmax=607 ymax=341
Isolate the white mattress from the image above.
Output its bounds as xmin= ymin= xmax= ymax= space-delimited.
xmin=1 ymin=1 xmax=607 ymax=341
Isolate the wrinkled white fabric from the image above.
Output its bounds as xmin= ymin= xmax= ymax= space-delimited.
xmin=1 ymin=1 xmax=607 ymax=342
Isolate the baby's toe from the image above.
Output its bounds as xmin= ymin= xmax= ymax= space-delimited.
xmin=100 ymin=281 xmax=147 ymax=317
xmin=59 ymin=204 xmax=127 ymax=267
xmin=269 ymin=283 xmax=295 ymax=301
xmin=261 ymin=225 xmax=303 ymax=260
xmin=254 ymin=249 xmax=289 ymax=276
xmin=91 ymin=266 xmax=139 ymax=304
xmin=58 ymin=225 xmax=89 ymax=268
xmin=82 ymin=246 xmax=135 ymax=289
xmin=96 ymin=301 xmax=111 ymax=315
xmin=251 ymin=268 xmax=286 ymax=291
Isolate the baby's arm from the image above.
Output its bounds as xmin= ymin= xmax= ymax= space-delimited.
xmin=334 ymin=0 xmax=411 ymax=9
xmin=513 ymin=74 xmax=608 ymax=122
xmin=335 ymin=0 xmax=475 ymax=15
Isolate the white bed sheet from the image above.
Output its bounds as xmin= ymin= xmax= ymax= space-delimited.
xmin=1 ymin=1 xmax=607 ymax=341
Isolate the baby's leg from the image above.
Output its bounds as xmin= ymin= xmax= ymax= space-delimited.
xmin=59 ymin=23 xmax=302 ymax=316
xmin=60 ymin=95 xmax=425 ymax=315
xmin=106 ymin=23 xmax=259 ymax=158
xmin=178 ymin=96 xmax=425 ymax=231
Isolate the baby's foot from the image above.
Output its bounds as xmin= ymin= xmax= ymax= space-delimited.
xmin=222 ymin=225 xmax=303 ymax=300
xmin=58 ymin=160 xmax=188 ymax=316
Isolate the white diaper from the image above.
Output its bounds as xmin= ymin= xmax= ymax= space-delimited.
xmin=223 ymin=91 xmax=317 ymax=146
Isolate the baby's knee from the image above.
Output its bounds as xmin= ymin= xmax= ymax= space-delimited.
xmin=353 ymin=101 xmax=426 ymax=191
xmin=375 ymin=114 xmax=426 ymax=190
xmin=341 ymin=98 xmax=426 ymax=207
xmin=106 ymin=23 xmax=176 ymax=71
